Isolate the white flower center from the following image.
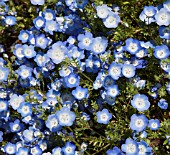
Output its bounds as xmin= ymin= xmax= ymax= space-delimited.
xmin=127 ymin=144 xmax=136 ymax=153
xmin=135 ymin=118 xmax=144 ymax=128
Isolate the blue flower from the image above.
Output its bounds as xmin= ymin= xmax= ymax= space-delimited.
xmin=90 ymin=37 xmax=108 ymax=55
xmin=16 ymin=147 xmax=29 ymax=155
xmin=154 ymin=45 xmax=170 ymax=59
xmin=121 ymin=138 xmax=139 ymax=155
xmin=130 ymin=114 xmax=148 ymax=132
xmin=106 ymin=146 xmax=123 ymax=155
xmin=64 ymin=73 xmax=80 ymax=88
xmin=62 ymin=142 xmax=76 ymax=155
xmin=34 ymin=53 xmax=50 ymax=67
xmin=106 ymin=85 xmax=120 ymax=98
xmin=22 ymin=44 xmax=36 ymax=58
xmin=9 ymin=119 xmax=24 ymax=132
xmin=96 ymin=108 xmax=112 ymax=124
xmin=4 ymin=142 xmax=16 ymax=155
xmin=0 ymin=66 xmax=9 ymax=82
xmin=17 ymin=65 xmax=33 ymax=79
xmin=103 ymin=12 xmax=120 ymax=28
xmin=96 ymin=4 xmax=111 ymax=19
xmin=125 ymin=38 xmax=141 ymax=54
xmin=47 ymin=41 xmax=67 ymax=64
xmin=56 ymin=106 xmax=76 ymax=126
xmin=122 ymin=64 xmax=136 ymax=78
xmin=148 ymin=119 xmax=160 ymax=130
xmin=17 ymin=102 xmax=32 ymax=117
xmin=155 ymin=8 xmax=170 ymax=26
xmin=4 ymin=16 xmax=16 ymax=26
xmin=35 ymin=34 xmax=49 ymax=49
xmin=72 ymin=86 xmax=89 ymax=100
xmin=33 ymin=16 xmax=46 ymax=30
xmin=0 ymin=99 xmax=8 ymax=112
xmin=108 ymin=62 xmax=122 ymax=80
xmin=103 ymin=75 xmax=115 ymax=89
xmin=131 ymin=94 xmax=150 ymax=112
xmin=78 ymin=31 xmax=93 ymax=50
xmin=158 ymin=99 xmax=168 ymax=110
xmin=52 ymin=147 xmax=62 ymax=155
xmin=30 ymin=0 xmax=45 ymax=5
xmin=18 ymin=30 xmax=30 ymax=43
xmin=44 ymin=20 xmax=58 ymax=35
xmin=22 ymin=128 xmax=35 ymax=142
xmin=75 ymin=0 xmax=88 ymax=9
xmin=159 ymin=26 xmax=170 ymax=39
xmin=138 ymin=141 xmax=152 ymax=155
xmin=43 ymin=9 xmax=56 ymax=21
xmin=30 ymin=145 xmax=42 ymax=155
xmin=163 ymin=0 xmax=170 ymax=12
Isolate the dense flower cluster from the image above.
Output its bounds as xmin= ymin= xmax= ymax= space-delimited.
xmin=0 ymin=0 xmax=170 ymax=154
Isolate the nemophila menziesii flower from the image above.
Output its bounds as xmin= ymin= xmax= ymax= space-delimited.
xmin=159 ymin=26 xmax=170 ymax=39
xmin=0 ymin=131 xmax=3 ymax=142
xmin=4 ymin=142 xmax=16 ymax=155
xmin=64 ymin=73 xmax=80 ymax=88
xmin=139 ymin=6 xmax=157 ymax=25
xmin=121 ymin=138 xmax=139 ymax=155
xmin=35 ymin=34 xmax=49 ymax=49
xmin=155 ymin=8 xmax=170 ymax=26
xmin=22 ymin=128 xmax=35 ymax=142
xmin=16 ymin=147 xmax=29 ymax=155
xmin=0 ymin=66 xmax=9 ymax=82
xmin=13 ymin=45 xmax=24 ymax=59
xmin=96 ymin=4 xmax=111 ymax=19
xmin=164 ymin=0 xmax=170 ymax=11
xmin=52 ymin=147 xmax=62 ymax=155
xmin=122 ymin=64 xmax=136 ymax=78
xmin=77 ymin=31 xmax=93 ymax=50
xmin=125 ymin=38 xmax=141 ymax=54
xmin=9 ymin=94 xmax=25 ymax=110
xmin=9 ymin=119 xmax=23 ymax=133
xmin=131 ymin=94 xmax=150 ymax=112
xmin=17 ymin=102 xmax=32 ymax=117
xmin=72 ymin=86 xmax=88 ymax=100
xmin=103 ymin=75 xmax=115 ymax=89
xmin=43 ymin=9 xmax=56 ymax=21
xmin=138 ymin=141 xmax=152 ymax=155
xmin=30 ymin=0 xmax=45 ymax=5
xmin=59 ymin=66 xmax=73 ymax=77
xmin=0 ymin=2 xmax=8 ymax=15
xmin=130 ymin=114 xmax=148 ymax=132
xmin=18 ymin=30 xmax=30 ymax=43
xmin=108 ymin=62 xmax=122 ymax=80
xmin=96 ymin=108 xmax=112 ymax=124
xmin=158 ymin=99 xmax=168 ymax=110
xmin=62 ymin=142 xmax=76 ymax=155
xmin=4 ymin=16 xmax=16 ymax=26
xmin=75 ymin=0 xmax=88 ymax=9
xmin=33 ymin=16 xmax=46 ymax=30
xmin=153 ymin=45 xmax=170 ymax=59
xmin=31 ymin=145 xmax=43 ymax=155
xmin=148 ymin=119 xmax=160 ymax=130
xmin=17 ymin=65 xmax=32 ymax=79
xmin=103 ymin=12 xmax=120 ymax=28
xmin=44 ymin=20 xmax=58 ymax=35
xmin=47 ymin=41 xmax=67 ymax=64
xmin=106 ymin=85 xmax=119 ymax=98
xmin=90 ymin=37 xmax=108 ymax=55
xmin=135 ymin=48 xmax=147 ymax=58
xmin=22 ymin=44 xmax=36 ymax=58
xmin=56 ymin=106 xmax=76 ymax=126
xmin=0 ymin=99 xmax=8 ymax=112
xmin=34 ymin=53 xmax=49 ymax=67
xmin=106 ymin=146 xmax=123 ymax=155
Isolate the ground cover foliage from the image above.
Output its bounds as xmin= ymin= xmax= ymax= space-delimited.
xmin=0 ymin=0 xmax=170 ymax=154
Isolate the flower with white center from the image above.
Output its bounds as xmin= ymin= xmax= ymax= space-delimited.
xmin=130 ymin=114 xmax=148 ymax=132
xmin=72 ymin=86 xmax=88 ymax=100
xmin=96 ymin=4 xmax=111 ymax=19
xmin=96 ymin=108 xmax=112 ymax=124
xmin=0 ymin=100 xmax=8 ymax=112
xmin=154 ymin=45 xmax=170 ymax=60
xmin=62 ymin=142 xmax=76 ymax=155
xmin=108 ymin=62 xmax=122 ymax=80
xmin=9 ymin=94 xmax=25 ymax=110
xmin=17 ymin=65 xmax=32 ymax=79
xmin=122 ymin=64 xmax=136 ymax=78
xmin=148 ymin=119 xmax=160 ymax=130
xmin=0 ymin=66 xmax=9 ymax=82
xmin=155 ymin=8 xmax=170 ymax=26
xmin=131 ymin=94 xmax=150 ymax=112
xmin=4 ymin=143 xmax=16 ymax=155
xmin=121 ymin=138 xmax=139 ymax=155
xmin=17 ymin=102 xmax=32 ymax=117
xmin=56 ymin=106 xmax=76 ymax=126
